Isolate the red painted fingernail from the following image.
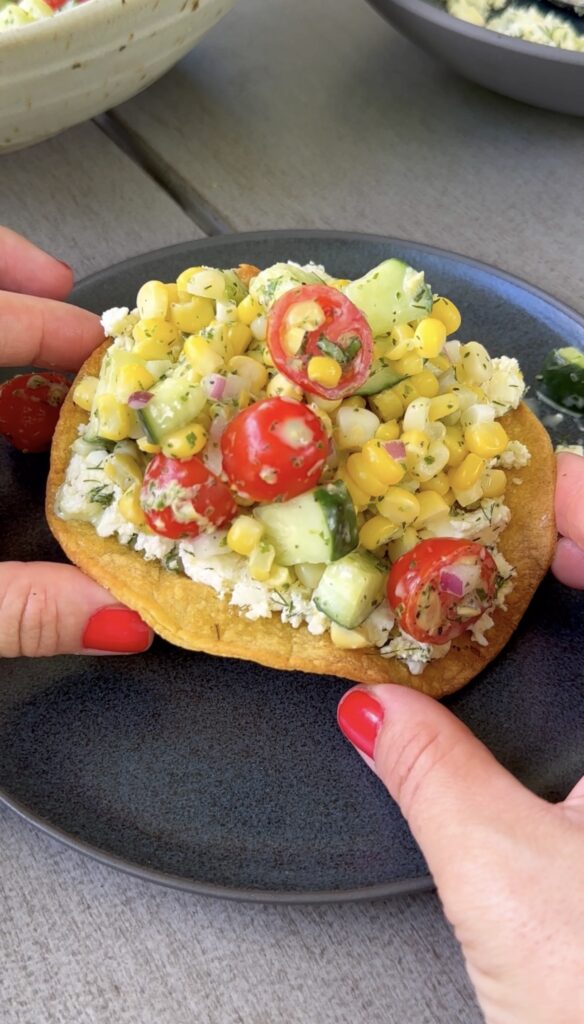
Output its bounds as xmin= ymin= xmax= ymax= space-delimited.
xmin=337 ymin=689 xmax=384 ymax=758
xmin=82 ymin=606 xmax=152 ymax=653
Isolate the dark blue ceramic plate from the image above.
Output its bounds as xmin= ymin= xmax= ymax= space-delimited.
xmin=1 ymin=231 xmax=583 ymax=904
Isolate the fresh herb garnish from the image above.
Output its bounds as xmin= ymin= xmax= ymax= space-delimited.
xmin=88 ymin=485 xmax=114 ymax=508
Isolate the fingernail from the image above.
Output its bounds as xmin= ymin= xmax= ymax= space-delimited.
xmin=82 ymin=606 xmax=152 ymax=654
xmin=337 ymin=689 xmax=384 ymax=758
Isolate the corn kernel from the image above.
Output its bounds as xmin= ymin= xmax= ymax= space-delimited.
xmin=413 ymin=317 xmax=447 ymax=358
xmin=282 ymin=327 xmax=305 ymax=355
xmin=170 ymin=297 xmax=215 ymax=335
xmin=118 ymin=484 xmax=147 ymax=528
xmin=420 ymin=471 xmax=450 ymax=496
xmin=238 ymin=388 xmax=251 ymax=410
xmin=359 ymin=515 xmax=398 ymax=550
xmin=481 ymin=468 xmax=507 ymax=498
xmin=414 ymin=490 xmax=450 ymax=527
xmin=392 ymin=379 xmax=419 ymax=408
xmin=388 ymin=527 xmax=419 ymax=562
xmin=343 ymin=396 xmax=367 ymax=409
xmin=369 ymin=389 xmax=404 ymax=422
xmin=266 ymin=372 xmax=303 ymax=400
xmin=414 ymin=440 xmax=450 ymax=482
xmin=332 ymin=278 xmax=351 ymax=290
xmin=224 ymin=321 xmax=253 ymax=357
xmin=307 ymin=356 xmax=342 ymax=388
xmin=164 ymin=283 xmax=180 ymax=304
xmin=346 ymin=454 xmax=387 ymax=498
xmin=115 ymin=363 xmax=156 ymax=403
xmin=162 ymin=422 xmax=207 ymax=458
xmin=337 ymin=469 xmax=369 ymax=510
xmin=95 ymin=395 xmax=134 ymax=442
xmin=458 ymin=342 xmax=492 ymax=385
xmin=187 ymin=268 xmax=226 ymax=301
xmin=391 ymin=353 xmax=424 ymax=377
xmin=237 ymin=295 xmax=262 ymax=326
xmin=429 ymin=354 xmax=451 ymax=373
xmin=391 ymin=322 xmax=415 ymax=343
xmin=431 ymin=297 xmax=461 ymax=335
xmin=73 ymin=375 xmax=98 ymax=412
xmin=308 ymin=404 xmax=333 ymax=437
xmin=452 ymin=481 xmax=484 ymax=507
xmin=361 ymin=440 xmax=406 ymax=485
xmin=429 ymin=392 xmax=460 ymax=421
xmin=266 ymin=564 xmax=293 ymax=588
xmin=410 ymin=371 xmax=440 ymax=398
xmin=334 ymin=406 xmax=380 ymax=449
xmin=136 ymin=436 xmax=161 ymax=454
xmin=104 ymin=453 xmax=143 ymax=491
xmin=403 ymin=396 xmax=430 ymax=432
xmin=310 ymin=394 xmax=343 ymax=413
xmin=374 ymin=338 xmax=393 ymax=361
xmin=176 ymin=266 xmax=203 ymax=298
xmin=444 ymin=425 xmax=467 ymax=467
xmin=375 ymin=420 xmax=400 ymax=442
xmin=227 ymin=516 xmax=265 ymax=556
xmin=285 ymin=299 xmax=326 ymax=331
xmin=136 ymin=280 xmax=169 ymax=321
xmin=465 ymin=422 xmax=509 ymax=458
xmin=228 ymin=355 xmax=268 ymax=393
xmin=330 ymin=621 xmax=370 ymax=649
xmin=184 ymin=335 xmax=224 ymax=375
xmin=448 ymin=453 xmax=485 ymax=491
xmin=401 ymin=429 xmax=429 ymax=456
xmin=132 ymin=318 xmax=179 ymax=358
xmin=377 ymin=487 xmax=420 ymax=526
xmin=248 ymin=542 xmax=276 ymax=581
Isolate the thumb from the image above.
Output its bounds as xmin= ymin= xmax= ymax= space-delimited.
xmin=337 ymin=684 xmax=539 ymax=894
xmin=0 ymin=561 xmax=153 ymax=657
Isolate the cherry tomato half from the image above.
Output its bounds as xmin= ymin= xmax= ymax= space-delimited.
xmin=0 ymin=372 xmax=70 ymax=453
xmin=267 ymin=285 xmax=373 ymax=399
xmin=221 ymin=396 xmax=329 ymax=502
xmin=387 ymin=538 xmax=497 ymax=645
xmin=140 ymin=453 xmax=237 ymax=539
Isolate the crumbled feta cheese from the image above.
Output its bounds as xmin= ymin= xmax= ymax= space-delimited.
xmin=492 ymin=440 xmax=531 ymax=470
xmin=381 ymin=633 xmax=452 ymax=673
xmin=468 ymin=611 xmax=495 ymax=647
xmin=100 ymin=306 xmax=138 ymax=338
xmin=483 ymin=356 xmax=525 ymax=415
xmin=134 ymin=532 xmax=175 ymax=560
xmin=424 ymin=499 xmax=511 ymax=547
xmin=361 ymin=600 xmax=395 ymax=647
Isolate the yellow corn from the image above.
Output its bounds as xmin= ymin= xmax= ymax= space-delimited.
xmin=361 ymin=440 xmax=406 ymax=486
xmin=464 ymin=422 xmax=509 ymax=458
xmin=73 ymin=375 xmax=98 ymax=412
xmin=346 ymin=453 xmax=387 ymax=497
xmin=266 ymin=564 xmax=293 ymax=588
xmin=391 ymin=379 xmax=419 ymax=408
xmin=95 ymin=395 xmax=134 ymax=442
xmin=343 ymin=396 xmax=367 ymax=409
xmin=444 ymin=425 xmax=467 ymax=467
xmin=337 ymin=469 xmax=369 ymax=511
xmin=377 ymin=487 xmax=420 ymax=526
xmin=374 ymin=338 xmax=393 ymax=361
xmin=332 ymin=278 xmax=351 ymax=290
xmin=308 ymin=404 xmax=333 ymax=437
xmin=227 ymin=516 xmax=265 ymax=556
xmin=420 ymin=471 xmax=450 ymax=496
xmin=414 ymin=490 xmax=450 ymax=527
xmin=307 ymin=356 xmax=342 ymax=388
xmin=136 ymin=436 xmax=161 ymax=454
xmin=176 ymin=266 xmax=203 ymax=298
xmin=266 ymin=372 xmax=303 ymax=400
xmin=229 ymin=355 xmax=268 ymax=393
xmin=187 ymin=268 xmax=226 ymax=301
xmin=281 ymin=327 xmax=304 ymax=355
xmin=359 ymin=515 xmax=398 ymax=550
xmin=428 ymin=392 xmax=460 ymax=421
xmin=458 ymin=342 xmax=492 ymax=385
xmin=132 ymin=318 xmax=179 ymax=358
xmin=237 ymin=295 xmax=262 ymax=326
xmin=401 ymin=429 xmax=429 ymax=456
xmin=329 ymin=622 xmax=370 ymax=649
xmin=431 ymin=297 xmax=461 ymax=335
xmin=452 ymin=481 xmax=483 ymax=507
xmin=104 ymin=453 xmax=143 ymax=491
xmin=118 ymin=484 xmax=147 ymax=528
xmin=391 ymin=353 xmax=424 ymax=377
xmin=369 ymin=389 xmax=404 ymax=422
xmin=481 ymin=468 xmax=507 ymax=498
xmin=165 ymin=283 xmax=180 ymax=304
xmin=248 ymin=542 xmax=275 ymax=582
xmin=448 ymin=453 xmax=485 ymax=491
xmin=375 ymin=420 xmax=400 ymax=442
xmin=224 ymin=321 xmax=253 ymax=357
xmin=428 ymin=354 xmax=451 ymax=373
xmin=183 ymin=335 xmax=224 ymax=375
xmin=238 ymin=388 xmax=251 ymax=410
xmin=136 ymin=280 xmax=169 ymax=321
xmin=170 ymin=297 xmax=215 ymax=335
xmin=410 ymin=371 xmax=440 ymax=398
xmin=311 ymin=394 xmax=343 ymax=413
xmin=162 ymin=423 xmax=207 ymax=458
xmin=413 ymin=317 xmax=447 ymax=358
xmin=116 ymin=363 xmax=156 ymax=403
xmin=388 ymin=527 xmax=419 ymax=562
xmin=285 ymin=299 xmax=326 ymax=331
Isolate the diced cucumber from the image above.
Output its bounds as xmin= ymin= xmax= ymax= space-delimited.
xmin=254 ymin=481 xmax=357 ymax=566
xmin=356 ymin=365 xmax=405 ymax=396
xmin=138 ymin=377 xmax=206 ymax=443
xmin=539 ymin=346 xmax=584 ymax=414
xmin=344 ymin=259 xmax=432 ymax=336
xmin=85 ymin=348 xmax=147 ymax=441
xmin=313 ymin=550 xmax=387 ymax=629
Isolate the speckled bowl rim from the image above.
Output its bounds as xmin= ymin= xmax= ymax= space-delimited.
xmin=368 ymin=0 xmax=584 ymax=65
xmin=2 ymin=229 xmax=583 ymax=905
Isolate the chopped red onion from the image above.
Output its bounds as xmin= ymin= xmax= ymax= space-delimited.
xmin=202 ymin=374 xmax=226 ymax=400
xmin=384 ymin=441 xmax=406 ymax=460
xmin=439 ymin=570 xmax=464 ymax=597
xmin=127 ymin=391 xmax=153 ymax=409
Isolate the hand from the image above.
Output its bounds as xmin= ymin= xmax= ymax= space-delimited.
xmin=338 ymin=454 xmax=584 ymax=1024
xmin=0 ymin=227 xmax=153 ymax=658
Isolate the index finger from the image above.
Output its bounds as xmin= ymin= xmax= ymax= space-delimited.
xmin=0 ymin=290 xmax=104 ymax=370
xmin=0 ymin=227 xmax=73 ymax=300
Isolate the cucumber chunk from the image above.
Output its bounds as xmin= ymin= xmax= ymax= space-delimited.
xmin=539 ymin=346 xmax=584 ymax=414
xmin=138 ymin=377 xmax=206 ymax=443
xmin=254 ymin=481 xmax=357 ymax=566
xmin=313 ymin=550 xmax=387 ymax=629
xmin=356 ymin=365 xmax=405 ymax=396
xmin=344 ymin=259 xmax=432 ymax=336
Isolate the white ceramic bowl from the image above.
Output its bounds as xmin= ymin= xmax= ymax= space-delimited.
xmin=0 ymin=0 xmax=237 ymax=153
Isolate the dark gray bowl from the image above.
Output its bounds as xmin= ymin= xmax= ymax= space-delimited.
xmin=366 ymin=0 xmax=584 ymax=115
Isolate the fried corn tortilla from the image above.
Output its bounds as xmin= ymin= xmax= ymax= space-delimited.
xmin=47 ymin=340 xmax=556 ymax=697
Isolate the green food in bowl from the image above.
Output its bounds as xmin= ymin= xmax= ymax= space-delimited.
xmin=446 ymin=0 xmax=584 ymax=51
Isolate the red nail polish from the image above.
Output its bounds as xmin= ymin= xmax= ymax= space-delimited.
xmin=337 ymin=689 xmax=384 ymax=758
xmin=82 ymin=606 xmax=152 ymax=653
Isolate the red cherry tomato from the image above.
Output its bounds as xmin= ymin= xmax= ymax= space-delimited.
xmin=140 ymin=453 xmax=237 ymax=540
xmin=0 ymin=372 xmax=70 ymax=453
xmin=387 ymin=538 xmax=498 ymax=645
xmin=221 ymin=396 xmax=329 ymax=502
xmin=267 ymin=285 xmax=373 ymax=399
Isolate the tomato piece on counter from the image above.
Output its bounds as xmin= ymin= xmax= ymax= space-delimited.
xmin=387 ymin=538 xmax=498 ymax=644
xmin=0 ymin=372 xmax=70 ymax=453
xmin=266 ymin=285 xmax=373 ymax=399
xmin=221 ymin=396 xmax=329 ymax=502
xmin=140 ymin=453 xmax=237 ymax=540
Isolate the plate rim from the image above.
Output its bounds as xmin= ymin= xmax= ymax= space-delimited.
xmin=2 ymin=228 xmax=582 ymax=904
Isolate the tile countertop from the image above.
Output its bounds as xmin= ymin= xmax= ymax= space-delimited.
xmin=1 ymin=1 xmax=582 ymax=1022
